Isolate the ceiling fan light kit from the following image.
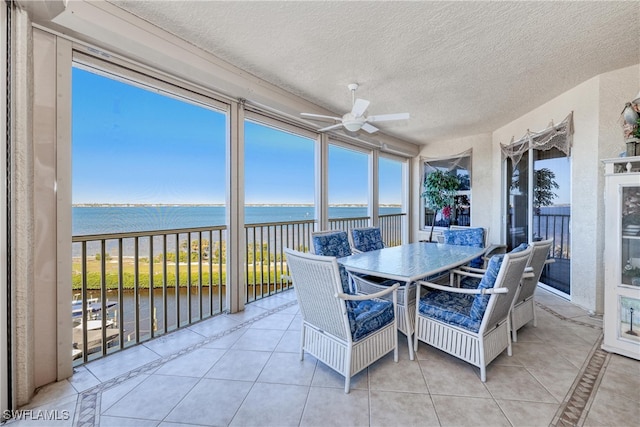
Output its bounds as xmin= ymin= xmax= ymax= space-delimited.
xmin=300 ymin=83 xmax=409 ymax=134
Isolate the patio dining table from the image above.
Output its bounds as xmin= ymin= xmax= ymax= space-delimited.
xmin=338 ymin=242 xmax=486 ymax=360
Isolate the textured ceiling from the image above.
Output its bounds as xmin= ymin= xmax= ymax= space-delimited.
xmin=108 ymin=1 xmax=640 ymax=146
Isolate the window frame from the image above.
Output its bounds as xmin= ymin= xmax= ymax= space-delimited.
xmin=420 ymin=150 xmax=472 ymax=230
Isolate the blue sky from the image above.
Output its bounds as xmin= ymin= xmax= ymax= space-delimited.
xmin=72 ymin=67 xmax=402 ymax=206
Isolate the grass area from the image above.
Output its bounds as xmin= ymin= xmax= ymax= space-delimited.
xmin=72 ymin=258 xmax=289 ymax=291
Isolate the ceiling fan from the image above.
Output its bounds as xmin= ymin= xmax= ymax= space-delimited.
xmin=300 ymin=83 xmax=410 ymax=134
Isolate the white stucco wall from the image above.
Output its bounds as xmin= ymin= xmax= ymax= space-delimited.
xmin=412 ymin=133 xmax=493 ymax=242
xmin=413 ymin=65 xmax=639 ymax=314
xmin=493 ymin=64 xmax=639 ymax=313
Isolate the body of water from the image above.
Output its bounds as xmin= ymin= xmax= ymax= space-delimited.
xmin=73 ymin=205 xmax=402 ymax=235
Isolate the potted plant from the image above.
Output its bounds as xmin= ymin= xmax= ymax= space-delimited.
xmin=422 ymin=170 xmax=460 ymax=242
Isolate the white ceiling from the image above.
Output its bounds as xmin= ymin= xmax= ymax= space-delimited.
xmin=108 ymin=1 xmax=640 ymax=146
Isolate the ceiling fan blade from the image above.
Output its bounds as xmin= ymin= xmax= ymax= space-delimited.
xmin=300 ymin=113 xmax=341 ymax=122
xmin=317 ymin=123 xmax=345 ymax=132
xmin=351 ymin=98 xmax=370 ymax=117
xmin=367 ymin=112 xmax=410 ymax=122
xmin=361 ymin=123 xmax=379 ymax=133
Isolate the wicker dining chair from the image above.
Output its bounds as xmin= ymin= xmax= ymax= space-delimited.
xmin=284 ymin=248 xmax=398 ymax=393
xmin=349 ymin=226 xmax=386 ymax=254
xmin=442 ymin=227 xmax=507 ymax=286
xmin=510 ymin=238 xmax=554 ymax=342
xmin=414 ymin=246 xmax=532 ymax=382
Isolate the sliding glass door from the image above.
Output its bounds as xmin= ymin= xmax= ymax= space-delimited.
xmin=506 ymin=148 xmax=571 ymax=296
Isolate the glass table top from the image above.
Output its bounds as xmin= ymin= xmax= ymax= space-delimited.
xmin=338 ymin=242 xmax=486 ymax=282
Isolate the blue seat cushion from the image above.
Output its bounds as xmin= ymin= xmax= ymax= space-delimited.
xmin=460 ymin=243 xmax=528 ymax=291
xmin=346 ymin=299 xmax=395 ymax=341
xmin=313 ymin=231 xmax=353 ymax=293
xmin=352 ymin=228 xmax=385 ymax=252
xmin=469 ymin=254 xmax=504 ymax=320
xmin=443 ymin=228 xmax=485 ymax=268
xmin=418 ymin=290 xmax=480 ymax=332
xmin=313 ymin=232 xmax=352 ymax=258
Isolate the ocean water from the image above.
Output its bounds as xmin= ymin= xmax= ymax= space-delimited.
xmin=72 ymin=205 xmax=402 ymax=235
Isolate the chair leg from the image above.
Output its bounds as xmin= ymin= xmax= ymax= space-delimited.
xmin=344 ymin=376 xmax=351 ymax=394
xmin=300 ymin=326 xmax=305 ymax=361
xmin=480 ymin=366 xmax=486 ymax=382
xmin=506 ymin=318 xmax=513 ymax=356
xmin=532 ymin=299 xmax=538 ymax=327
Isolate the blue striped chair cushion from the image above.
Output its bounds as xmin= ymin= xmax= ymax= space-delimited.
xmin=346 ymin=299 xmax=395 ymax=341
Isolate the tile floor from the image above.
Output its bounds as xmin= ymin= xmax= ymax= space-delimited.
xmin=5 ymin=288 xmax=639 ymax=427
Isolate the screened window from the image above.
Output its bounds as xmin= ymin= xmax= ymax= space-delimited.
xmin=244 ymin=119 xmax=316 ymax=221
xmin=421 ymin=151 xmax=472 ymax=229
xmin=328 ymin=144 xmax=368 ymax=221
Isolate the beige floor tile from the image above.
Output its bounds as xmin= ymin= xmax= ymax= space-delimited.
xmin=99 ymin=374 xmax=150 ymax=414
xmin=582 ymin=388 xmax=640 ymax=427
xmin=186 ymin=314 xmax=243 ymax=337
xmin=368 ymin=352 xmax=428 ymax=393
xmin=100 ymin=415 xmax=160 ymax=426
xmin=310 ymin=360 xmax=368 ymax=391
xmin=507 ymin=341 xmax=580 ymax=372
xmin=482 ymin=365 xmax=557 ymax=403
xmin=205 ymin=349 xmax=271 ymax=382
xmin=249 ymin=312 xmax=295 ymax=330
xmin=300 ymin=386 xmax=369 ymax=427
xmin=230 ymin=383 xmax=309 ymax=427
xmin=224 ymin=304 xmax=269 ymax=323
xmin=597 ymin=363 xmax=640 ymax=402
xmin=84 ymin=345 xmax=161 ymax=382
xmin=200 ymin=326 xmax=248 ymax=349
xmin=4 ymin=394 xmax=77 ymax=427
xmin=605 ymin=353 xmax=640 ymax=377
xmin=153 ymin=347 xmax=227 ymax=377
xmin=257 ymin=351 xmax=317 ymax=386
xmin=496 ymin=399 xmax=559 ymax=426
xmin=431 ymin=395 xmax=511 ymax=427
xmin=102 ymin=374 xmax=198 ymax=420
xmin=142 ymin=328 xmax=207 ymax=357
xmin=21 ymin=380 xmax=78 ymax=409
xmin=274 ymin=329 xmax=301 ymax=353
xmin=68 ymin=366 xmax=101 ymax=393
xmin=164 ymin=378 xmax=253 ymax=426
xmin=527 ymin=365 xmax=579 ymax=402
xmin=418 ymin=350 xmax=491 ymax=398
xmin=230 ymin=328 xmax=285 ymax=352
xmin=370 ymin=390 xmax=440 ymax=427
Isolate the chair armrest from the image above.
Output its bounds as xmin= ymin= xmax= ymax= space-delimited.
xmin=455 ymin=265 xmax=487 ymax=274
xmin=544 ymin=258 xmax=555 ymax=264
xmin=484 ymin=243 xmax=507 ymax=255
xmin=450 ymin=268 xmax=485 ymax=279
xmin=336 ymin=282 xmax=400 ymax=301
xmin=417 ymin=280 xmax=507 ymax=295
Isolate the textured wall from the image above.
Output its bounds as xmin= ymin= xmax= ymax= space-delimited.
xmin=11 ymin=7 xmax=35 ymax=406
xmin=413 ymin=133 xmax=493 ymax=242
xmin=492 ymin=64 xmax=640 ymax=313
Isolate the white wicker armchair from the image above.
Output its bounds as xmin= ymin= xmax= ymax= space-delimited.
xmin=511 ymin=238 xmax=554 ymax=342
xmin=413 ymin=246 xmax=532 ymax=382
xmin=284 ymin=248 xmax=399 ymax=393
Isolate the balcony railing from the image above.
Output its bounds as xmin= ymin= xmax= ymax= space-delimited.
xmin=72 ymin=213 xmax=406 ymax=364
xmin=72 ymin=226 xmax=227 ymax=364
